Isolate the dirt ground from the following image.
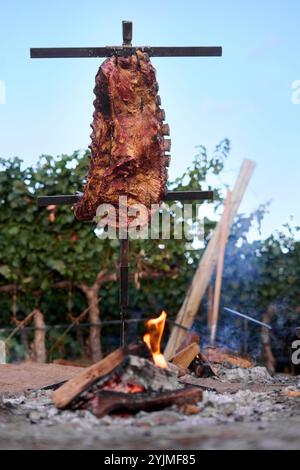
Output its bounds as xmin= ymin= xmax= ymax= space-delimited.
xmin=0 ymin=362 xmax=82 ymax=394
xmin=0 ymin=366 xmax=299 ymax=450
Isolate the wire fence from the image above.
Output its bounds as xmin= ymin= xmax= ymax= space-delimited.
xmin=0 ymin=317 xmax=188 ymax=362
xmin=0 ymin=318 xmax=188 ymax=334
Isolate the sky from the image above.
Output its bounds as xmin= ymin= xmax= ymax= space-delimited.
xmin=0 ymin=0 xmax=299 ymax=239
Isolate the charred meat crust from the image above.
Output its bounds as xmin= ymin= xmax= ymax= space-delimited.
xmin=74 ymin=50 xmax=169 ymax=226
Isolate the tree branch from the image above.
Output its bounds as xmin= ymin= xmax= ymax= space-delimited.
xmin=0 ymin=284 xmax=17 ymax=293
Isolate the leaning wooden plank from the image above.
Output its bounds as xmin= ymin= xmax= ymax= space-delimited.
xmin=170 ymin=342 xmax=200 ymax=369
xmin=52 ymin=343 xmax=153 ymax=409
xmin=210 ymin=190 xmax=231 ymax=345
xmin=164 ymin=159 xmax=256 ymax=359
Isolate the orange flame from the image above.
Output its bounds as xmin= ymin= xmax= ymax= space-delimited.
xmin=143 ymin=311 xmax=167 ymax=368
xmin=103 ymin=379 xmax=145 ymax=394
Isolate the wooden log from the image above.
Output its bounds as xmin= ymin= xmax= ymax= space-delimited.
xmin=33 ymin=309 xmax=46 ymax=364
xmin=203 ymin=346 xmax=254 ymax=369
xmin=170 ymin=342 xmax=200 ymax=369
xmin=53 ymin=343 xmax=161 ymax=409
xmin=164 ymin=159 xmax=256 ymax=359
xmin=87 ymin=387 xmax=203 ymax=418
xmin=189 ymin=350 xmax=218 ymax=378
xmin=207 ymin=284 xmax=214 ymax=327
xmin=261 ymin=306 xmax=276 ymax=374
xmin=175 ymin=331 xmax=200 ymax=355
xmin=210 ymin=190 xmax=231 ymax=345
xmin=52 ymin=347 xmax=127 ymax=408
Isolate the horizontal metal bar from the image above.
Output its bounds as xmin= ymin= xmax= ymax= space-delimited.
xmin=38 ymin=194 xmax=78 ymax=206
xmin=164 ymin=190 xmax=213 ymax=201
xmin=151 ymin=46 xmax=222 ymax=57
xmin=30 ymin=46 xmax=222 ymax=59
xmin=37 ymin=191 xmax=213 ymax=207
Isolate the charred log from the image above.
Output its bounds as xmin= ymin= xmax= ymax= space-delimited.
xmin=86 ymin=387 xmax=203 ymax=418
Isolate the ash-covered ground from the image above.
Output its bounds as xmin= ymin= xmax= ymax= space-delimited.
xmin=0 ymin=367 xmax=299 ymax=450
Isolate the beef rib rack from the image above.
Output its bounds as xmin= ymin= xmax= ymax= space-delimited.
xmin=74 ymin=50 xmax=170 ymax=227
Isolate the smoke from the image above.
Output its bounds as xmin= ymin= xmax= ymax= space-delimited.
xmin=193 ymin=316 xmax=262 ymax=360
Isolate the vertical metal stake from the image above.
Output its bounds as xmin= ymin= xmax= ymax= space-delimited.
xmin=122 ymin=21 xmax=133 ymax=46
xmin=120 ymin=238 xmax=129 ymax=346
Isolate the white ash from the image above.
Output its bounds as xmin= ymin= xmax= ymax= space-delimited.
xmin=195 ymin=390 xmax=285 ymax=424
xmin=218 ymin=366 xmax=273 ymax=384
xmin=1 ymin=379 xmax=299 ymax=431
xmin=275 ymin=374 xmax=300 ymax=387
xmin=1 ymin=390 xmax=100 ymax=428
xmin=120 ymin=355 xmax=182 ymax=392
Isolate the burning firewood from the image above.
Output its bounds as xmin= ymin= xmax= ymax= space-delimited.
xmin=143 ymin=310 xmax=168 ymax=368
xmin=170 ymin=342 xmax=200 ymax=369
xmin=52 ymin=343 xmax=202 ymax=417
xmin=52 ymin=347 xmax=127 ymax=409
xmin=53 ymin=311 xmax=203 ymax=417
xmin=167 ymin=361 xmax=189 ymax=378
xmin=174 ymin=331 xmax=200 ymax=355
xmin=86 ymin=387 xmax=203 ymax=418
xmin=203 ymin=346 xmax=254 ymax=369
xmin=52 ymin=343 xmax=151 ymax=409
xmin=189 ymin=351 xmax=218 ymax=378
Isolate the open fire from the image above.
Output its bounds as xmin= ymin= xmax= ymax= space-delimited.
xmin=143 ymin=311 xmax=168 ymax=368
xmin=52 ymin=310 xmax=203 ymax=417
xmin=103 ymin=377 xmax=145 ymax=394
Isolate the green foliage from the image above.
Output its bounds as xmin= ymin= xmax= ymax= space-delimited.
xmin=0 ymin=142 xmax=299 ymax=360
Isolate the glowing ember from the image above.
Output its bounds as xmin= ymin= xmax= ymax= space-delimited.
xmin=103 ymin=378 xmax=145 ymax=394
xmin=143 ymin=310 xmax=168 ymax=368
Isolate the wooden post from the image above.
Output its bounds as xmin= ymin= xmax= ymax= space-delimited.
xmin=207 ymin=284 xmax=214 ymax=327
xmin=33 ymin=308 xmax=47 ymax=363
xmin=120 ymin=239 xmax=129 ymax=347
xmin=261 ymin=305 xmax=276 ymax=374
xmin=210 ymin=190 xmax=231 ymax=345
xmin=164 ymin=159 xmax=256 ymax=359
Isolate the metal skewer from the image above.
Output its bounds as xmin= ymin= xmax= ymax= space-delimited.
xmin=31 ymin=20 xmax=220 ymax=348
xmin=224 ymin=307 xmax=272 ymax=330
